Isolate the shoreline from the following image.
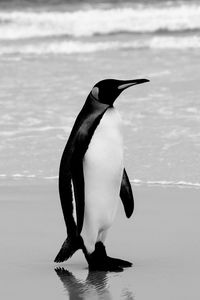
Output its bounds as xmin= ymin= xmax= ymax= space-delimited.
xmin=1 ymin=177 xmax=200 ymax=189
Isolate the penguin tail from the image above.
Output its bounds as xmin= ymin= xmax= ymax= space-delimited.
xmin=54 ymin=236 xmax=83 ymax=263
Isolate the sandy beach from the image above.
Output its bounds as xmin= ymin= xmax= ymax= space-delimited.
xmin=1 ymin=183 xmax=200 ymax=300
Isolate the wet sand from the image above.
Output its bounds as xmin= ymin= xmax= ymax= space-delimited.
xmin=0 ymin=183 xmax=200 ymax=299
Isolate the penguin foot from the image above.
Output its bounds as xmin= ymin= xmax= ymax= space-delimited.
xmin=89 ymin=260 xmax=123 ymax=272
xmin=86 ymin=242 xmax=132 ymax=272
xmin=106 ymin=257 xmax=132 ymax=268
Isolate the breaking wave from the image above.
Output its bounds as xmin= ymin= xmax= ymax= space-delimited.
xmin=0 ymin=4 xmax=200 ymax=40
xmin=0 ymin=36 xmax=200 ymax=56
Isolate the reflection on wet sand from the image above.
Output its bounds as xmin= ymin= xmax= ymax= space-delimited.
xmin=55 ymin=268 xmax=111 ymax=299
xmin=55 ymin=267 xmax=134 ymax=300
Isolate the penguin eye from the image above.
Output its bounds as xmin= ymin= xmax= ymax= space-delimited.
xmin=91 ymin=87 xmax=99 ymax=100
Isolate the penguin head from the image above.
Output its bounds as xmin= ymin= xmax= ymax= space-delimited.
xmin=91 ymin=78 xmax=149 ymax=105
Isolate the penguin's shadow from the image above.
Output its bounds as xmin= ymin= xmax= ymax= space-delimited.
xmin=55 ymin=267 xmax=111 ymax=300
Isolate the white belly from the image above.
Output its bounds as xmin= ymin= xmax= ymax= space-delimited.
xmin=82 ymin=107 xmax=124 ymax=250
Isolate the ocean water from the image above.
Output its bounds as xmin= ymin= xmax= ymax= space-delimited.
xmin=0 ymin=0 xmax=200 ymax=187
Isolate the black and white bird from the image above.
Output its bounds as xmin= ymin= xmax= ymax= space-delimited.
xmin=54 ymin=78 xmax=149 ymax=271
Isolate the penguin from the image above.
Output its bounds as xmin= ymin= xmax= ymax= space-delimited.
xmin=54 ymin=78 xmax=149 ymax=271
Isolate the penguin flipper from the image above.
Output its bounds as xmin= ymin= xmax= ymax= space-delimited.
xmin=54 ymin=236 xmax=83 ymax=263
xmin=120 ymin=168 xmax=134 ymax=218
xmin=57 ymin=97 xmax=109 ymax=253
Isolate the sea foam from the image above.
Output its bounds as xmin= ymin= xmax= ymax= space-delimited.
xmin=0 ymin=4 xmax=200 ymax=40
xmin=131 ymin=179 xmax=200 ymax=189
xmin=0 ymin=2 xmax=200 ymax=56
xmin=0 ymin=174 xmax=200 ymax=189
xmin=0 ymin=36 xmax=200 ymax=56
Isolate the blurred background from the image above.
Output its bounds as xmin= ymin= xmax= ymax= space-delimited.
xmin=0 ymin=0 xmax=200 ymax=187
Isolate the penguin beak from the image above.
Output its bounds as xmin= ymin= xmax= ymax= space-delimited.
xmin=117 ymin=79 xmax=150 ymax=90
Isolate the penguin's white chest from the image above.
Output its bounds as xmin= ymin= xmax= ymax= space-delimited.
xmin=83 ymin=107 xmax=124 ymax=230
